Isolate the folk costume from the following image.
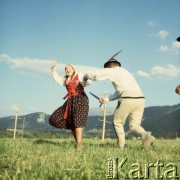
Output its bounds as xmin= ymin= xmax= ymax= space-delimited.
xmin=84 ymin=59 xmax=154 ymax=149
xmin=49 ymin=66 xmax=89 ymax=130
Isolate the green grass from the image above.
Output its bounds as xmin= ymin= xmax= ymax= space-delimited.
xmin=0 ymin=138 xmax=179 ymax=179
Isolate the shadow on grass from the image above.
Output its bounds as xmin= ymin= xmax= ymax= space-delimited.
xmin=33 ymin=139 xmax=118 ymax=148
xmin=33 ymin=139 xmax=71 ymax=146
xmin=33 ymin=139 xmax=141 ymax=150
xmin=86 ymin=142 xmax=117 ymax=148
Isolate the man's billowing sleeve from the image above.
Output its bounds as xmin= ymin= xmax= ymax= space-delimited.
xmin=106 ymin=91 xmax=121 ymax=102
xmin=85 ymin=68 xmax=112 ymax=81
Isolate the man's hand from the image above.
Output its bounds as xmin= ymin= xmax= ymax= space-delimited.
xmin=83 ymin=75 xmax=89 ymax=81
xmin=51 ymin=60 xmax=57 ymax=72
xmin=175 ymin=85 xmax=180 ymax=95
xmin=99 ymin=98 xmax=106 ymax=104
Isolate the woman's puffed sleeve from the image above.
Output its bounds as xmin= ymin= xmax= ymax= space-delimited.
xmin=51 ymin=70 xmax=65 ymax=86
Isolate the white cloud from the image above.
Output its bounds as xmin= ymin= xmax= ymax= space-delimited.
xmin=136 ymin=71 xmax=150 ymax=78
xmin=172 ymin=41 xmax=180 ymax=48
xmin=1 ymin=54 xmax=179 ymax=81
xmin=149 ymin=30 xmax=169 ymax=39
xmin=10 ymin=104 xmax=36 ymax=113
xmin=159 ymin=46 xmax=169 ymax=52
xmin=28 ymin=106 xmax=37 ymax=111
xmin=157 ymin=30 xmax=169 ymax=39
xmin=159 ymin=41 xmax=180 ymax=53
xmin=151 ymin=64 xmax=180 ymax=79
xmin=147 ymin=20 xmax=156 ymax=28
xmin=0 ymin=54 xmax=100 ymax=76
xmin=0 ymin=54 xmax=51 ymax=75
xmin=11 ymin=104 xmax=19 ymax=111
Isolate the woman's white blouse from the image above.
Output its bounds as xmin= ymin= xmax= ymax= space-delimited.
xmin=51 ymin=70 xmax=90 ymax=87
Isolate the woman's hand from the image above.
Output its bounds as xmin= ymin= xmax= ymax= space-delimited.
xmin=51 ymin=60 xmax=57 ymax=72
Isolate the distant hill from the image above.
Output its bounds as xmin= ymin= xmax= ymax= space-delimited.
xmin=0 ymin=104 xmax=179 ymax=138
xmin=142 ymin=104 xmax=180 ymax=138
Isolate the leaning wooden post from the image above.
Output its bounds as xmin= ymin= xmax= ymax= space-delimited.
xmin=102 ymin=91 xmax=107 ymax=141
xmin=13 ymin=105 xmax=19 ymax=139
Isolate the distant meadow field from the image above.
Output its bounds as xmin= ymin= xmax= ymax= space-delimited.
xmin=0 ymin=137 xmax=179 ymax=179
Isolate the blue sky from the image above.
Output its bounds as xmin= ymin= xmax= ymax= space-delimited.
xmin=0 ymin=0 xmax=180 ymax=117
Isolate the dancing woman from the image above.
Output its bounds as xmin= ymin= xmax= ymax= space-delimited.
xmin=49 ymin=61 xmax=89 ymax=149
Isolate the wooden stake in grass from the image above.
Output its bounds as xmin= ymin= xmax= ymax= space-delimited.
xmin=13 ymin=104 xmax=19 ymax=139
xmin=7 ymin=115 xmax=24 ymax=139
xmin=102 ymin=91 xmax=107 ymax=142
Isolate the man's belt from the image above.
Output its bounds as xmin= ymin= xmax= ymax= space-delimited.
xmin=121 ymin=96 xmax=145 ymax=99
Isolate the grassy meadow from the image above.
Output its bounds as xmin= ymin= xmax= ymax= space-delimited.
xmin=0 ymin=137 xmax=179 ymax=179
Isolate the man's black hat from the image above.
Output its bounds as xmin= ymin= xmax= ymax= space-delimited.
xmin=104 ymin=50 xmax=122 ymax=68
xmin=177 ymin=37 xmax=180 ymax=42
xmin=104 ymin=59 xmax=121 ymax=68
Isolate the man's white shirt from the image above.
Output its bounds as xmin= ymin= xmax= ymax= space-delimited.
xmin=84 ymin=67 xmax=143 ymax=102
